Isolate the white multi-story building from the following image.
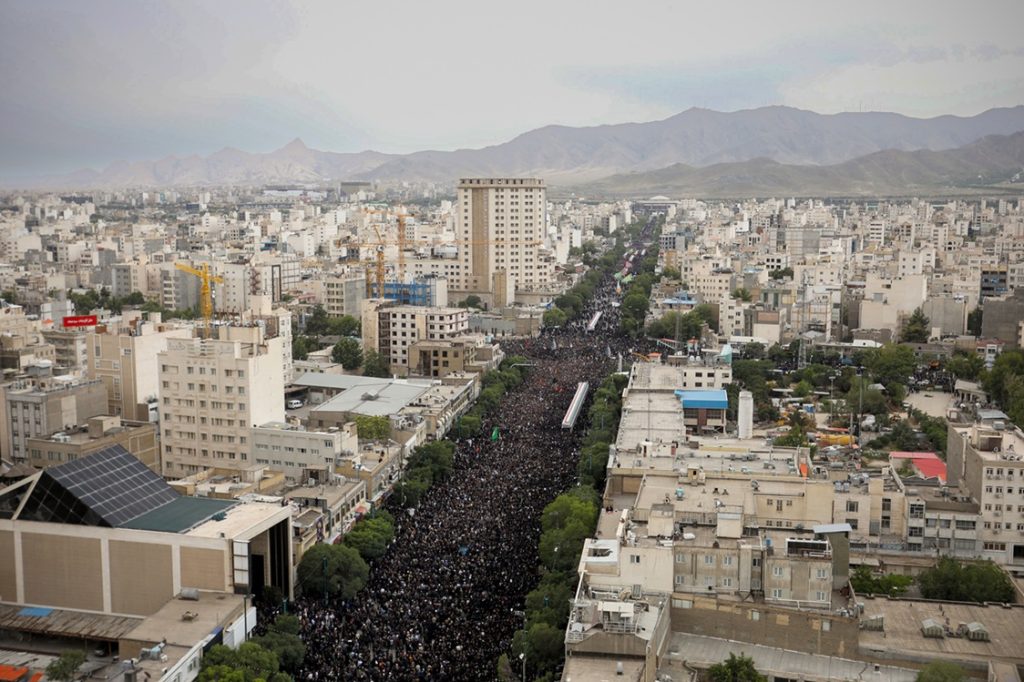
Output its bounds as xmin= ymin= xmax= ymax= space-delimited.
xmin=251 ymin=421 xmax=357 ymax=483
xmin=455 ymin=178 xmax=552 ymax=305
xmin=158 ymin=326 xmax=285 ymax=477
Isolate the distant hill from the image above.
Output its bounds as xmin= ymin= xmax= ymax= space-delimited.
xmin=354 ymin=105 xmax=1024 ymax=184
xmin=9 ymin=139 xmax=396 ymax=190
xmin=6 ymin=105 xmax=1024 ymax=189
xmin=574 ymin=131 xmax=1024 ymax=198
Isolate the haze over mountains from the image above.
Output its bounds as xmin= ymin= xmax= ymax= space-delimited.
xmin=9 ymin=105 xmax=1024 ymax=194
xmin=580 ymin=131 xmax=1024 ymax=198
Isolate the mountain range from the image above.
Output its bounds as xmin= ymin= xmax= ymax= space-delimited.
xmin=8 ymin=105 xmax=1024 ymax=194
xmin=577 ymin=130 xmax=1024 ymax=198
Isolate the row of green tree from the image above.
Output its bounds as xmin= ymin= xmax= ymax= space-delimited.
xmin=865 ymin=408 xmax=947 ymax=456
xmin=498 ymin=370 xmax=624 ymax=681
xmin=918 ymin=557 xmax=1015 ymax=603
xmin=294 ymin=305 xmax=392 ymax=377
xmin=850 ymin=558 xmax=1013 ymax=603
xmin=390 ymin=439 xmax=457 ymax=508
xmin=978 ymin=348 xmax=1024 ymax=428
xmin=644 ymin=305 xmax=718 ymax=341
xmin=703 ymin=654 xmax=969 ymax=682
xmin=198 ymin=612 xmax=306 ymax=681
xmin=849 ymin=565 xmax=914 ymax=597
xmin=576 ymin=372 xmax=628 ymax=491
xmin=925 ymin=344 xmax=1024 ymax=430
xmin=499 ymin=486 xmax=601 ymax=681
xmin=544 ymin=219 xmax=663 ymax=330
xmin=63 ymin=287 xmax=200 ymax=319
xmin=542 ymin=249 xmax=623 ymax=328
xmin=619 ymin=248 xmax=662 ymax=338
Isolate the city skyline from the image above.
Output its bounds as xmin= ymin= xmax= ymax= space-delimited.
xmin=2 ymin=0 xmax=1024 ymax=178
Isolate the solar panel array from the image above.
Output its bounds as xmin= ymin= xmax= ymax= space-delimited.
xmin=36 ymin=445 xmax=177 ymax=527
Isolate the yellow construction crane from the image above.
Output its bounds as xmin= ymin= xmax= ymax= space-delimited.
xmin=174 ymin=262 xmax=223 ymax=338
xmin=353 ymin=206 xmax=413 ymax=283
xmin=369 ymin=225 xmax=386 ymax=298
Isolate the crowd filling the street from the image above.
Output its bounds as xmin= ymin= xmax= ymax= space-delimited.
xmin=288 ymin=237 xmax=653 ymax=681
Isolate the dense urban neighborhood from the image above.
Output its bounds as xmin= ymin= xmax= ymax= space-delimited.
xmin=0 ymin=180 xmax=1023 ymax=682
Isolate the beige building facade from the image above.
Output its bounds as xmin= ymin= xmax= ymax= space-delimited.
xmin=25 ymin=415 xmax=159 ymax=472
xmin=378 ymin=305 xmax=469 ymax=376
xmin=87 ymin=312 xmax=193 ymax=421
xmin=3 ymin=374 xmax=107 ymax=463
xmin=455 ymin=178 xmax=552 ymax=304
xmin=158 ymin=326 xmax=285 ymax=477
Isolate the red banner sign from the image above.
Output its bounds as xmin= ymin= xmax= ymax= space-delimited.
xmin=62 ymin=315 xmax=98 ymax=328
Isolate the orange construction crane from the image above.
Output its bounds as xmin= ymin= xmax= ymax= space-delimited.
xmin=174 ymin=262 xmax=223 ymax=339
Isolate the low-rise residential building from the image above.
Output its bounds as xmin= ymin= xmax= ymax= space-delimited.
xmin=323 ymin=273 xmax=366 ymax=318
xmin=251 ymin=421 xmax=358 ymax=483
xmin=407 ymin=334 xmax=503 ymax=378
xmin=2 ymin=371 xmax=107 ymax=463
xmin=284 ymin=478 xmax=368 ymax=552
xmin=40 ymin=329 xmax=89 ymax=373
xmin=25 ymin=415 xmax=158 ymax=472
xmin=376 ymin=305 xmax=469 ymax=376
xmin=947 ymin=421 xmax=1024 ymax=567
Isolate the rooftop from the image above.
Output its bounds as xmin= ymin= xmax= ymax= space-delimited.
xmin=186 ymin=501 xmax=289 ymax=540
xmin=859 ymin=596 xmax=1024 ymax=665
xmin=676 ymin=389 xmax=729 ymax=410
xmin=660 ymin=633 xmax=917 ymax=682
xmin=956 ymin=423 xmax=1024 ymax=463
xmin=120 ymin=496 xmax=236 ymax=533
xmin=562 ymin=656 xmax=644 ymax=682
xmin=0 ymin=604 xmax=141 ymax=642
xmin=10 ymin=445 xmax=177 ymax=528
xmin=123 ymin=590 xmax=244 ymax=651
xmin=300 ymin=374 xmax=433 ymax=417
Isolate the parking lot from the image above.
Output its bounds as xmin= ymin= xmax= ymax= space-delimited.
xmin=905 ymin=390 xmax=953 ymax=419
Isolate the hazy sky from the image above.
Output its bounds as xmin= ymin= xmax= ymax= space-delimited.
xmin=2 ymin=0 xmax=1023 ymax=178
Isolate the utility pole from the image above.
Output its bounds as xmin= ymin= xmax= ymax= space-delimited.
xmin=857 ymin=367 xmax=865 ymax=444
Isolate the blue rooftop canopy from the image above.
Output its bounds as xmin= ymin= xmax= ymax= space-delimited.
xmin=674 ymin=389 xmax=729 ymax=410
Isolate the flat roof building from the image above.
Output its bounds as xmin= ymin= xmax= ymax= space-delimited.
xmin=0 ymin=446 xmax=293 ymax=619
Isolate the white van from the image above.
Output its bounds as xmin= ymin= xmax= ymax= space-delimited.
xmin=287 ymin=399 xmax=304 ymax=410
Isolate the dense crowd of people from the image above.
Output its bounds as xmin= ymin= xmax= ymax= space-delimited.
xmin=292 ymin=233 xmax=656 ymax=680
